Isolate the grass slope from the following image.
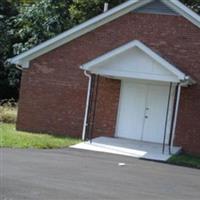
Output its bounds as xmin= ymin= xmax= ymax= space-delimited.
xmin=0 ymin=123 xmax=80 ymax=149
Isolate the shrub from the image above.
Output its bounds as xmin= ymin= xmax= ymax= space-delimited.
xmin=0 ymin=99 xmax=17 ymax=124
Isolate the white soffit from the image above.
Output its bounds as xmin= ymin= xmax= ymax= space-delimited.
xmin=81 ymin=40 xmax=187 ymax=82
xmin=8 ymin=0 xmax=200 ymax=68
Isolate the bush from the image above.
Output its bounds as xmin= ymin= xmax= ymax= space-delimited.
xmin=0 ymin=99 xmax=17 ymax=124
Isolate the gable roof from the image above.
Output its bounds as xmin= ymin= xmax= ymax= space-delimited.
xmin=8 ymin=0 xmax=200 ymax=68
xmin=81 ymin=40 xmax=190 ymax=83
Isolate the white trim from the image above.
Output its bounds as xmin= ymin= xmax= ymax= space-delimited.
xmin=81 ymin=40 xmax=187 ymax=82
xmin=8 ymin=0 xmax=200 ymax=68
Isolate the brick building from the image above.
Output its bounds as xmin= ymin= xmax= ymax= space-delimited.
xmin=9 ymin=0 xmax=200 ymax=155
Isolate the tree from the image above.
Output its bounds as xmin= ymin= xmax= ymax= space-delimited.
xmin=181 ymin=0 xmax=200 ymax=14
xmin=0 ymin=0 xmax=20 ymax=100
xmin=11 ymin=0 xmax=127 ymax=54
xmin=0 ymin=0 xmax=73 ymax=100
xmin=12 ymin=0 xmax=73 ymax=55
xmin=69 ymin=0 xmax=126 ymax=25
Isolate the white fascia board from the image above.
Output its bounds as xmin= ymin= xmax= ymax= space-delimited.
xmin=81 ymin=40 xmax=186 ymax=80
xmin=8 ymin=0 xmax=153 ymax=68
xmin=163 ymin=0 xmax=200 ymax=28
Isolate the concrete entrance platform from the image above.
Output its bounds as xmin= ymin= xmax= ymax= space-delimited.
xmin=71 ymin=137 xmax=181 ymax=161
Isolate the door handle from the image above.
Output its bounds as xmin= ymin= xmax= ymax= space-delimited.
xmin=145 ymin=115 xmax=148 ymax=119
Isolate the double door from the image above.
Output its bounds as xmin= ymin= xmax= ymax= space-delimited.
xmin=116 ymin=80 xmax=173 ymax=144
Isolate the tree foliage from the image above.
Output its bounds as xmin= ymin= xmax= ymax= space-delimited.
xmin=12 ymin=0 xmax=73 ymax=54
xmin=181 ymin=0 xmax=200 ymax=14
xmin=0 ymin=0 xmax=199 ymax=100
xmin=69 ymin=0 xmax=126 ymax=24
xmin=0 ymin=0 xmax=20 ymax=99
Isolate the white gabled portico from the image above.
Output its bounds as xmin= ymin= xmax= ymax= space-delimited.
xmin=81 ymin=40 xmax=194 ymax=154
xmin=81 ymin=40 xmax=191 ymax=83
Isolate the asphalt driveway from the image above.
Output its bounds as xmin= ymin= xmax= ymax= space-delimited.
xmin=0 ymin=148 xmax=200 ymax=200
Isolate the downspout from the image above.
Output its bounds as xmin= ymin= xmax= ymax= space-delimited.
xmin=170 ymin=82 xmax=184 ymax=154
xmin=82 ymin=70 xmax=92 ymax=141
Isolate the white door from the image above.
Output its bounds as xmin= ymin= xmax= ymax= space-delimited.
xmin=116 ymin=81 xmax=147 ymax=140
xmin=142 ymin=84 xmax=170 ymax=143
xmin=116 ymin=80 xmax=172 ymax=144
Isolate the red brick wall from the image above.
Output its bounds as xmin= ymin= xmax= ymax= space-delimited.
xmin=17 ymin=13 xmax=200 ymax=154
xmin=175 ymin=86 xmax=200 ymax=155
xmin=88 ymin=77 xmax=121 ymax=138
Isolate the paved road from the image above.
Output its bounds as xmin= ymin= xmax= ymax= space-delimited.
xmin=0 ymin=148 xmax=200 ymax=200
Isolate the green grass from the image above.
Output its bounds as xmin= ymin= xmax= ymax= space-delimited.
xmin=0 ymin=123 xmax=80 ymax=149
xmin=168 ymin=154 xmax=200 ymax=169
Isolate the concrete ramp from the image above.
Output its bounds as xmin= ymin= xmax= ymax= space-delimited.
xmin=71 ymin=137 xmax=181 ymax=161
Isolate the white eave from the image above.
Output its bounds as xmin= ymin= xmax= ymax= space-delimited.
xmin=7 ymin=0 xmax=200 ymax=68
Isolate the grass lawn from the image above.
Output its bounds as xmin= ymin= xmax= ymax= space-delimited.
xmin=0 ymin=123 xmax=80 ymax=149
xmin=168 ymin=154 xmax=200 ymax=169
